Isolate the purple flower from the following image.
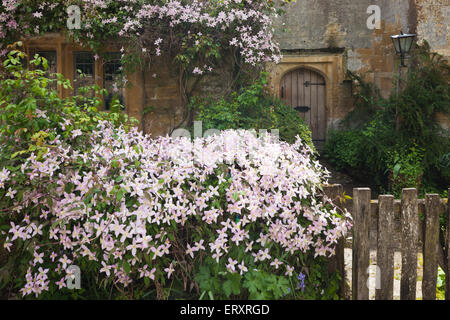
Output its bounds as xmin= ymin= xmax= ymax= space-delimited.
xmin=297 ymin=272 xmax=306 ymax=291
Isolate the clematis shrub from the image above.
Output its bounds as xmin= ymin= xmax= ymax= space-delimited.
xmin=0 ymin=49 xmax=352 ymax=300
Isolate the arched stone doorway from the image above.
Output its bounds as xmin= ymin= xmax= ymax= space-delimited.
xmin=280 ymin=68 xmax=327 ymax=141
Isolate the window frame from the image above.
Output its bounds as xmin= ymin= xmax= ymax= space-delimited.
xmin=24 ymin=35 xmax=126 ymax=111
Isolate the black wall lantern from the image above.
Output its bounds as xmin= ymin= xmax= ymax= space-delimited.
xmin=390 ymin=31 xmax=416 ymax=67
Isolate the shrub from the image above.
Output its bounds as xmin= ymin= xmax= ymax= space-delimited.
xmin=0 ymin=124 xmax=351 ymax=300
xmin=194 ymin=73 xmax=314 ymax=148
xmin=341 ymin=71 xmax=383 ymax=129
xmin=323 ymin=130 xmax=363 ymax=171
xmin=436 ymin=152 xmax=450 ymax=187
xmin=385 ymin=146 xmax=425 ymax=198
xmin=0 ymin=47 xmax=351 ymax=300
xmin=323 ymin=42 xmax=449 ymax=195
xmin=0 ymin=42 xmax=134 ymax=157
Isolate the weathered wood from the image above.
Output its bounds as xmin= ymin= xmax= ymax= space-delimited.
xmin=317 ymin=75 xmax=326 ymax=140
xmin=400 ymin=188 xmax=419 ymax=300
xmin=292 ymin=70 xmax=298 ymax=119
xmin=323 ymin=184 xmax=347 ymax=299
xmin=446 ymin=189 xmax=450 ymax=300
xmin=280 ymin=68 xmax=327 ymax=140
xmin=352 ymin=188 xmax=371 ymax=300
xmin=298 ymin=70 xmax=306 ymax=121
xmin=325 ymin=184 xmax=448 ymax=301
xmin=304 ymin=69 xmax=311 ymax=127
xmin=422 ymin=194 xmax=440 ymax=300
xmin=376 ymin=195 xmax=395 ymax=300
xmin=369 ymin=198 xmax=446 ymax=271
xmin=370 ymin=198 xmax=426 ymax=213
xmin=310 ymin=71 xmax=318 ymax=140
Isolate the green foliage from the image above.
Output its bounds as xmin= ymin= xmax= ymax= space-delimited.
xmin=0 ymin=47 xmax=345 ymax=301
xmin=437 ymin=267 xmax=446 ymax=300
xmin=298 ymin=259 xmax=341 ymax=300
xmin=0 ymin=43 xmax=136 ymax=165
xmin=435 ymin=152 xmax=450 ymax=190
xmin=385 ymin=146 xmax=424 ymax=198
xmin=324 ymin=42 xmax=449 ymax=195
xmin=0 ymin=45 xmax=136 ymax=299
xmin=195 ymin=263 xmax=244 ymax=300
xmin=243 ymin=270 xmax=290 ymax=300
xmin=342 ymin=71 xmax=383 ymax=129
xmin=194 ymin=73 xmax=314 ymax=148
xmin=395 ymin=42 xmax=450 ymax=144
xmin=194 ymin=255 xmax=341 ymax=300
xmin=323 ymin=130 xmax=363 ymax=171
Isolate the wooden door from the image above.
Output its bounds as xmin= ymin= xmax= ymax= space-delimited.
xmin=280 ymin=68 xmax=326 ymax=141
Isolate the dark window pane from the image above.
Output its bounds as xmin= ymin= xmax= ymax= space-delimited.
xmin=31 ymin=51 xmax=57 ymax=90
xmin=103 ymin=53 xmax=124 ymax=111
xmin=74 ymin=52 xmax=95 ymax=95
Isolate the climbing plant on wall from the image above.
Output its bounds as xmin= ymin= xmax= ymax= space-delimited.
xmin=0 ymin=0 xmax=296 ymax=128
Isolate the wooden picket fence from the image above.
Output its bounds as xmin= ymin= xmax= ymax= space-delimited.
xmin=324 ymin=185 xmax=450 ymax=300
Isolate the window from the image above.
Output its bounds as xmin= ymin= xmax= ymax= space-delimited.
xmin=103 ymin=53 xmax=124 ymax=111
xmin=34 ymin=51 xmax=57 ymax=73
xmin=73 ymin=52 xmax=95 ymax=95
xmin=30 ymin=50 xmax=57 ymax=90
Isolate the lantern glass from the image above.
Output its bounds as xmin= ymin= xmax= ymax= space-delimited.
xmin=401 ymin=35 xmax=415 ymax=54
xmin=392 ymin=37 xmax=401 ymax=54
xmin=390 ymin=33 xmax=416 ymax=55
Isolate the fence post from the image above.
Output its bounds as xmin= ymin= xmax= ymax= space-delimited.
xmin=422 ymin=194 xmax=440 ymax=300
xmin=352 ymin=188 xmax=370 ymax=300
xmin=400 ymin=188 xmax=419 ymax=300
xmin=323 ymin=184 xmax=347 ymax=299
xmin=376 ymin=195 xmax=395 ymax=300
xmin=446 ymin=188 xmax=450 ymax=300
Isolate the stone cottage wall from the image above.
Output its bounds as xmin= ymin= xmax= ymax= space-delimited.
xmin=269 ymin=0 xmax=448 ymax=130
xmin=23 ymin=1 xmax=448 ymax=137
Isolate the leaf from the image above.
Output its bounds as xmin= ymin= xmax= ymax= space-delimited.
xmin=83 ymin=192 xmax=94 ymax=205
xmin=111 ymin=159 xmax=119 ymax=168
xmin=195 ymin=266 xmax=212 ymax=292
xmin=123 ymin=260 xmax=131 ymax=274
xmin=243 ymin=274 xmax=259 ymax=296
xmin=47 ymin=196 xmax=53 ymax=208
xmin=393 ymin=163 xmax=401 ymax=178
xmin=143 ymin=253 xmax=152 ymax=266
xmin=11 ymin=150 xmax=27 ymax=159
xmin=117 ymin=188 xmax=125 ymax=202
xmin=222 ymin=280 xmax=233 ymax=297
